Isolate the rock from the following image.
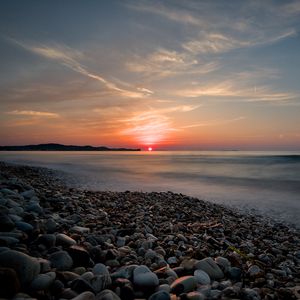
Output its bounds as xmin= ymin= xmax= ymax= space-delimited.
xmin=0 ymin=267 xmax=20 ymax=298
xmin=0 ymin=212 xmax=15 ymax=231
xmin=148 ymin=290 xmax=171 ymax=300
xmin=37 ymin=234 xmax=56 ymax=248
xmin=167 ymin=256 xmax=177 ymax=265
xmin=240 ymin=288 xmax=260 ymax=300
xmin=116 ymin=237 xmax=126 ymax=247
xmin=15 ymin=221 xmax=34 ymax=232
xmin=25 ymin=202 xmax=43 ymax=214
xmin=71 ymin=226 xmax=90 ymax=234
xmin=215 ymin=256 xmax=231 ymax=273
xmin=45 ymin=218 xmax=58 ymax=233
xmin=91 ymin=274 xmax=112 ymax=293
xmin=248 ymin=265 xmax=263 ymax=277
xmin=71 ymin=278 xmax=94 ymax=293
xmin=228 ymin=267 xmax=242 ymax=281
xmin=68 ymin=245 xmax=90 ymax=267
xmin=194 ymin=269 xmax=211 ymax=285
xmin=56 ymin=233 xmax=76 ymax=247
xmin=93 ymin=263 xmax=110 ymax=276
xmin=195 ymin=257 xmax=224 ymax=280
xmin=170 ymin=276 xmax=197 ymax=295
xmin=134 ymin=271 xmax=159 ymax=289
xmin=21 ymin=189 xmax=36 ymax=199
xmin=96 ymin=289 xmax=121 ymax=300
xmin=185 ymin=291 xmax=205 ymax=300
xmin=49 ymin=250 xmax=73 ymax=271
xmin=30 ymin=272 xmax=56 ymax=291
xmin=72 ymin=291 xmax=96 ymax=300
xmin=0 ymin=250 xmax=40 ymax=286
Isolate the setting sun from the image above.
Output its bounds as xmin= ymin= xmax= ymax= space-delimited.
xmin=148 ymin=147 xmax=153 ymax=151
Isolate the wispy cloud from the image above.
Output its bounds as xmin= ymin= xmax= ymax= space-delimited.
xmin=182 ymin=29 xmax=296 ymax=55
xmin=126 ymin=48 xmax=219 ymax=79
xmin=6 ymin=110 xmax=59 ymax=118
xmin=175 ymin=79 xmax=298 ymax=103
xmin=12 ymin=40 xmax=153 ymax=99
xmin=182 ymin=116 xmax=245 ymax=128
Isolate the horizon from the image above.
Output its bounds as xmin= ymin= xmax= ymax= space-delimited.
xmin=1 ymin=1 xmax=300 ymax=150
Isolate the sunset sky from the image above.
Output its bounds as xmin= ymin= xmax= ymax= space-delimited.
xmin=1 ymin=0 xmax=300 ymax=150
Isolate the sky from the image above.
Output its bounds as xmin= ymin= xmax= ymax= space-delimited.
xmin=0 ymin=0 xmax=300 ymax=150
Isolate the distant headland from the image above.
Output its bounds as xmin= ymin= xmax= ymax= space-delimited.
xmin=0 ymin=143 xmax=141 ymax=151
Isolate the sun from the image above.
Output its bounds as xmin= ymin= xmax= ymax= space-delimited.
xmin=148 ymin=147 xmax=153 ymax=151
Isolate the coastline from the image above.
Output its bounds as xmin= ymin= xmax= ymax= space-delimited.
xmin=0 ymin=161 xmax=299 ymax=299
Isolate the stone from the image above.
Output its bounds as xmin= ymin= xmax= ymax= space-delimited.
xmin=68 ymin=245 xmax=90 ymax=267
xmin=240 ymin=288 xmax=260 ymax=300
xmin=91 ymin=274 xmax=112 ymax=293
xmin=148 ymin=290 xmax=171 ymax=300
xmin=116 ymin=237 xmax=126 ymax=247
xmin=25 ymin=202 xmax=43 ymax=214
xmin=45 ymin=218 xmax=58 ymax=233
xmin=134 ymin=272 xmax=159 ymax=289
xmin=30 ymin=272 xmax=56 ymax=291
xmin=71 ymin=278 xmax=94 ymax=293
xmin=185 ymin=291 xmax=205 ymax=300
xmin=228 ymin=267 xmax=242 ymax=281
xmin=73 ymin=291 xmax=96 ymax=300
xmin=56 ymin=233 xmax=76 ymax=247
xmin=194 ymin=269 xmax=211 ymax=285
xmin=215 ymin=256 xmax=231 ymax=273
xmin=0 ymin=267 xmax=20 ymax=298
xmin=0 ymin=212 xmax=15 ymax=231
xmin=49 ymin=250 xmax=73 ymax=271
xmin=0 ymin=250 xmax=40 ymax=286
xmin=170 ymin=276 xmax=197 ymax=295
xmin=167 ymin=256 xmax=177 ymax=265
xmin=37 ymin=234 xmax=56 ymax=248
xmin=195 ymin=257 xmax=224 ymax=280
xmin=21 ymin=189 xmax=36 ymax=199
xmin=71 ymin=226 xmax=90 ymax=234
xmin=15 ymin=221 xmax=34 ymax=232
xmin=96 ymin=289 xmax=121 ymax=300
xmin=248 ymin=265 xmax=263 ymax=277
xmin=93 ymin=263 xmax=110 ymax=276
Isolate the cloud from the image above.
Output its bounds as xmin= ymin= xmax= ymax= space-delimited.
xmin=6 ymin=110 xmax=59 ymax=118
xmin=182 ymin=30 xmax=296 ymax=55
xmin=126 ymin=48 xmax=219 ymax=80
xmin=175 ymin=78 xmax=298 ymax=103
xmin=120 ymin=104 xmax=200 ymax=145
xmin=12 ymin=40 xmax=152 ymax=99
xmin=182 ymin=116 xmax=245 ymax=128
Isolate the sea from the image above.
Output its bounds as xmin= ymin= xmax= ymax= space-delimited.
xmin=1 ymin=151 xmax=300 ymax=227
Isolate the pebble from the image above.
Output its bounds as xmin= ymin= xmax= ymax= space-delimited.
xmin=30 ymin=272 xmax=56 ymax=290
xmin=194 ymin=269 xmax=211 ymax=285
xmin=0 ymin=163 xmax=300 ymax=300
xmin=0 ymin=250 xmax=40 ymax=285
xmin=96 ymin=289 xmax=121 ymax=300
xmin=170 ymin=276 xmax=197 ymax=295
xmin=49 ymin=250 xmax=73 ymax=271
xmin=56 ymin=233 xmax=76 ymax=247
xmin=0 ymin=267 xmax=20 ymax=298
xmin=148 ymin=290 xmax=171 ymax=300
xmin=195 ymin=257 xmax=224 ymax=280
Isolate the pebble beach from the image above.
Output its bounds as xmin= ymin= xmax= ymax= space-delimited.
xmin=0 ymin=161 xmax=299 ymax=300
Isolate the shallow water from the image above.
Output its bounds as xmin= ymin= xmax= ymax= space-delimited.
xmin=1 ymin=151 xmax=300 ymax=226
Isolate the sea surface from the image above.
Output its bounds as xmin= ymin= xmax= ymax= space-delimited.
xmin=1 ymin=151 xmax=300 ymax=226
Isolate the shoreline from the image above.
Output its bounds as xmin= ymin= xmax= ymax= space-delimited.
xmin=0 ymin=161 xmax=299 ymax=299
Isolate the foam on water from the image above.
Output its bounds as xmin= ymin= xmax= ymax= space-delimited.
xmin=1 ymin=151 xmax=299 ymax=226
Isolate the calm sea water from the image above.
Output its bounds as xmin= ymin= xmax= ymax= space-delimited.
xmin=1 ymin=151 xmax=300 ymax=226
